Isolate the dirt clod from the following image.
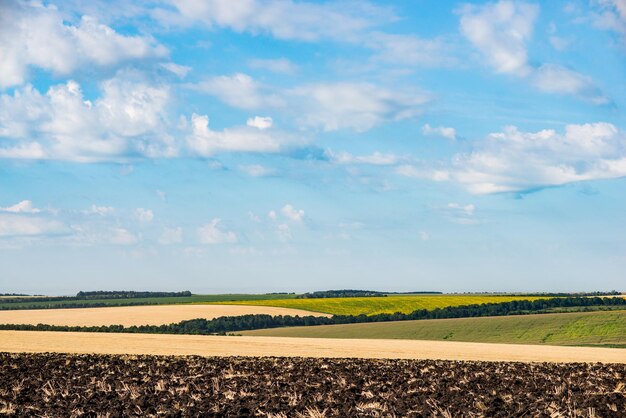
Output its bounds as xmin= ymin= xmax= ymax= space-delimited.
xmin=0 ymin=353 xmax=625 ymax=417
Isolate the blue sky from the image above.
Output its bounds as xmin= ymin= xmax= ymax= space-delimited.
xmin=1 ymin=0 xmax=625 ymax=294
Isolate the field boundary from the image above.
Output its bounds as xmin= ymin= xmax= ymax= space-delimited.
xmin=2 ymin=331 xmax=625 ymax=363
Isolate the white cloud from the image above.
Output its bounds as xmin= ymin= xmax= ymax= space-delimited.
xmin=281 ymin=204 xmax=305 ymax=222
xmin=268 ymin=210 xmax=277 ymax=220
xmin=159 ymin=227 xmax=183 ymax=245
xmin=197 ymin=219 xmax=238 ymax=244
xmin=156 ymin=190 xmax=167 ymax=201
xmin=532 ymin=64 xmax=610 ymax=105
xmin=160 ymin=62 xmax=191 ymax=78
xmin=419 ymin=231 xmax=430 ymax=241
xmin=239 ymin=164 xmax=275 ymax=177
xmin=290 ymin=83 xmax=428 ymax=132
xmin=365 ymin=32 xmax=453 ymax=67
xmin=0 ymin=2 xmax=167 ymax=88
xmin=186 ymin=114 xmax=290 ymax=156
xmin=191 ymin=73 xmax=283 ymax=110
xmin=459 ymin=1 xmax=608 ymax=104
xmin=447 ymin=203 xmax=476 ymax=216
xmin=591 ymin=0 xmax=626 ymax=35
xmin=0 ymin=200 xmax=41 ymax=213
xmin=0 ymin=75 xmax=174 ymax=162
xmin=135 ymin=208 xmax=154 ymax=223
xmin=329 ymin=151 xmax=399 ymax=165
xmin=422 ymin=124 xmax=457 ymax=140
xmin=109 ymin=227 xmax=139 ymax=245
xmin=162 ymin=0 xmax=393 ymax=42
xmin=276 ymin=223 xmax=292 ymax=242
xmin=430 ymin=122 xmax=626 ymax=194
xmin=246 ymin=116 xmax=273 ymax=130
xmin=248 ymin=58 xmax=298 ymax=74
xmin=459 ymin=0 xmax=538 ymax=76
xmin=84 ymin=205 xmax=115 ymax=216
xmin=193 ymin=73 xmax=429 ymax=132
xmin=0 ymin=214 xmax=64 ymax=237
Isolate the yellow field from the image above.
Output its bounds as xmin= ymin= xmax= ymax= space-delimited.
xmin=0 ymin=305 xmax=329 ymax=327
xmin=212 ymin=295 xmax=548 ymax=316
xmin=1 ymin=331 xmax=625 ymax=363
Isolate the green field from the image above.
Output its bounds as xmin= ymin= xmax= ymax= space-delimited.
xmin=213 ymin=295 xmax=547 ymax=316
xmin=241 ymin=310 xmax=626 ymax=347
xmin=0 ymin=293 xmax=298 ymax=310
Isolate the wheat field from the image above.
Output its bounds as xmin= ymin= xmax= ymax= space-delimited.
xmin=0 ymin=304 xmax=329 ymax=327
xmin=1 ymin=331 xmax=625 ymax=363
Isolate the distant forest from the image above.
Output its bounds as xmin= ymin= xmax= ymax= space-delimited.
xmin=2 ymin=296 xmax=625 ymax=336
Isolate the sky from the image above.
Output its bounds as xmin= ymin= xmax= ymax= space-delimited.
xmin=1 ymin=0 xmax=625 ymax=295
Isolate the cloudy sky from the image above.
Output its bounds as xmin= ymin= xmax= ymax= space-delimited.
xmin=1 ymin=0 xmax=625 ymax=294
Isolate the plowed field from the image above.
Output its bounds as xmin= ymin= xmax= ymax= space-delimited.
xmin=1 ymin=353 xmax=624 ymax=417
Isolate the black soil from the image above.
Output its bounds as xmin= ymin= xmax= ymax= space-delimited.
xmin=1 ymin=353 xmax=625 ymax=417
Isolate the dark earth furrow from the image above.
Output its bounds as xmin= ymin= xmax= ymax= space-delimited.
xmin=1 ymin=353 xmax=625 ymax=417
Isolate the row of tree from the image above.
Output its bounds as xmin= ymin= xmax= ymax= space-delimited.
xmin=75 ymin=290 xmax=192 ymax=299
xmin=0 ymin=291 xmax=192 ymax=306
xmin=2 ymin=296 xmax=624 ymax=335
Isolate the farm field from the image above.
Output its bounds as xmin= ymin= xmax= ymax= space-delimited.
xmin=2 ymin=353 xmax=624 ymax=417
xmin=213 ymin=294 xmax=549 ymax=315
xmin=0 ymin=293 xmax=298 ymax=310
xmin=2 ymin=331 xmax=626 ymax=363
xmin=242 ymin=310 xmax=626 ymax=347
xmin=0 ymin=304 xmax=329 ymax=327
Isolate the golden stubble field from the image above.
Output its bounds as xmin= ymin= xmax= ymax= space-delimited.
xmin=0 ymin=304 xmax=329 ymax=327
xmin=1 ymin=331 xmax=625 ymax=363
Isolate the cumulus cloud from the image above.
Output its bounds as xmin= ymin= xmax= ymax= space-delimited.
xmin=84 ymin=205 xmax=115 ymax=216
xmin=246 ymin=116 xmax=273 ymax=130
xmin=422 ymin=124 xmax=457 ymax=140
xmin=0 ymin=200 xmax=41 ymax=213
xmin=135 ymin=208 xmax=154 ymax=223
xmin=192 ymin=73 xmax=429 ymax=132
xmin=159 ymin=227 xmax=183 ymax=245
xmin=0 ymin=74 xmax=173 ymax=161
xmin=0 ymin=2 xmax=167 ymax=88
xmin=186 ymin=114 xmax=289 ymax=156
xmin=422 ymin=122 xmax=626 ymax=194
xmin=591 ymin=0 xmax=626 ymax=36
xmin=459 ymin=1 xmax=608 ymax=103
xmin=109 ymin=227 xmax=139 ymax=245
xmin=197 ymin=219 xmax=238 ymax=244
xmin=0 ymin=214 xmax=64 ymax=237
xmin=459 ymin=0 xmax=538 ymax=76
xmin=248 ymin=58 xmax=298 ymax=74
xmin=281 ymin=204 xmax=305 ymax=222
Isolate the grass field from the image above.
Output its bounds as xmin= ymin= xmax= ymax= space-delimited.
xmin=0 ymin=293 xmax=298 ymax=310
xmin=213 ymin=294 xmax=548 ymax=316
xmin=242 ymin=310 xmax=626 ymax=347
xmin=0 ymin=304 xmax=329 ymax=327
xmin=1 ymin=331 xmax=625 ymax=363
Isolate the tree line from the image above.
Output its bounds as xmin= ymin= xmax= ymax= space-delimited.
xmin=0 ymin=290 xmax=192 ymax=306
xmin=2 ymin=296 xmax=624 ymax=335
